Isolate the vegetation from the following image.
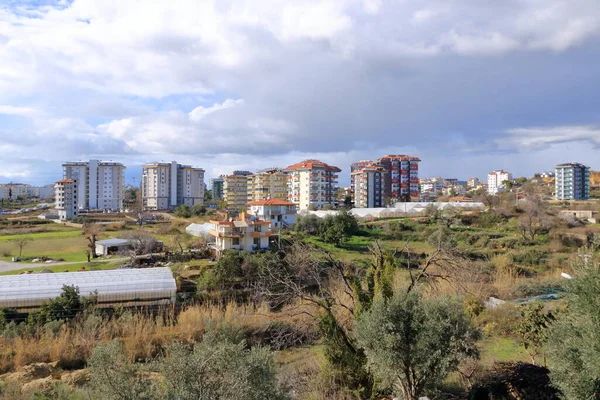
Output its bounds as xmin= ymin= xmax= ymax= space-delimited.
xmin=355 ymin=291 xmax=480 ymax=399
xmin=2 ymin=192 xmax=600 ymax=399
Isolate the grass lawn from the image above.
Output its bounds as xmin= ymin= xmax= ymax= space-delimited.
xmin=0 ymin=260 xmax=125 ymax=276
xmin=0 ymin=228 xmax=132 ymax=262
xmin=479 ymin=337 xmax=529 ymax=366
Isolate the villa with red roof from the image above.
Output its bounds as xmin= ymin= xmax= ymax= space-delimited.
xmin=248 ymin=198 xmax=297 ymax=229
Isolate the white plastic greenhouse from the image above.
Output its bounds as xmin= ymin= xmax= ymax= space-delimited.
xmin=0 ymin=267 xmax=177 ymax=311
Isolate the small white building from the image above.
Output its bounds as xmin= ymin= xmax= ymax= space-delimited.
xmin=95 ymin=238 xmax=133 ymax=256
xmin=209 ymin=212 xmax=273 ymax=255
xmin=248 ymin=199 xmax=297 ymax=229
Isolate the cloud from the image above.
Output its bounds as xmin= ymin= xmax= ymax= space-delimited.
xmin=499 ymin=125 xmax=600 ymax=151
xmin=0 ymin=0 xmax=599 ymax=186
xmin=0 ymin=105 xmax=40 ymax=117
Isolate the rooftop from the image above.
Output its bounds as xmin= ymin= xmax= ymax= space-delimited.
xmin=284 ymin=159 xmax=341 ymax=172
xmin=55 ymin=179 xmax=74 ymax=184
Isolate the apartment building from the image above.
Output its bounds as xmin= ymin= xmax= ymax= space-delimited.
xmin=350 ymin=160 xmax=375 ymax=200
xmin=419 ymin=177 xmax=444 ymax=194
xmin=54 ymin=179 xmax=78 ymax=220
xmin=555 ymin=162 xmax=590 ymax=200
xmin=284 ymin=159 xmax=341 ymax=210
xmin=487 ymin=170 xmax=512 ymax=195
xmin=351 ymin=164 xmax=386 ymax=208
xmin=467 ymin=177 xmax=480 ymax=188
xmin=377 ymin=155 xmax=421 ymax=202
xmin=208 ymin=212 xmax=273 ymax=255
xmin=141 ymin=161 xmax=205 ymax=210
xmin=62 ymin=160 xmax=125 ymax=211
xmin=223 ymin=171 xmax=253 ymax=210
xmin=210 ymin=177 xmax=224 ymax=200
xmin=247 ymin=168 xmax=288 ymax=203
xmin=0 ymin=183 xmax=54 ymax=200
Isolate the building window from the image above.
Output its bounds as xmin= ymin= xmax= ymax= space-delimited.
xmin=232 ymin=238 xmax=240 ymax=246
xmin=254 ymin=225 xmax=262 ymax=232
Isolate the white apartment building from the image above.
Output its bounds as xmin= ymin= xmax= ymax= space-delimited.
xmin=54 ymin=179 xmax=78 ymax=220
xmin=284 ymin=160 xmax=340 ymax=210
xmin=419 ymin=177 xmax=444 ymax=194
xmin=224 ymin=171 xmax=253 ymax=210
xmin=62 ymin=160 xmax=125 ymax=211
xmin=141 ymin=161 xmax=205 ymax=210
xmin=487 ymin=170 xmax=512 ymax=195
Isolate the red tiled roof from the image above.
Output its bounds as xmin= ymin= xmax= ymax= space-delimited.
xmin=284 ymin=159 xmax=341 ymax=172
xmin=247 ymin=199 xmax=297 ymax=206
xmin=378 ymin=155 xmax=421 ymax=162
xmin=56 ymin=179 xmax=74 ymax=183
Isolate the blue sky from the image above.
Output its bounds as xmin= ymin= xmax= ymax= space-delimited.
xmin=1 ymin=0 xmax=600 ymax=187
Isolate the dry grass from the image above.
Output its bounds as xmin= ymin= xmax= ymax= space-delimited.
xmin=0 ymin=302 xmax=318 ymax=374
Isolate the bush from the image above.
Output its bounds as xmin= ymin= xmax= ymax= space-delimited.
xmin=509 ymin=249 xmax=550 ymax=267
xmin=174 ymin=205 xmax=192 ymax=218
xmin=476 ymin=304 xmax=522 ymax=338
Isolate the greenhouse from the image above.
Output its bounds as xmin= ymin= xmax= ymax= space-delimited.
xmin=0 ymin=267 xmax=177 ymax=311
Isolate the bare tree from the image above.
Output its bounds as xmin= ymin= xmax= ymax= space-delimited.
xmin=518 ymin=197 xmax=553 ymax=241
xmin=122 ymin=230 xmax=158 ymax=263
xmin=82 ymin=223 xmax=103 ymax=259
xmin=10 ymin=237 xmax=32 ymax=258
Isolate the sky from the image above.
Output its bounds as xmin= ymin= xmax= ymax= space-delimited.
xmin=1 ymin=0 xmax=600 ymax=187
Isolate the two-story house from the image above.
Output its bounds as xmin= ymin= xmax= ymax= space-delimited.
xmin=248 ymin=198 xmax=297 ymax=229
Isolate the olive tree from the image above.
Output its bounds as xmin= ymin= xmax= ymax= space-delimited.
xmin=87 ymin=334 xmax=287 ymax=400
xmin=354 ymin=291 xmax=480 ymax=400
xmin=546 ymin=249 xmax=600 ymax=399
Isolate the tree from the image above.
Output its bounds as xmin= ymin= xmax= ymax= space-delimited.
xmin=191 ymin=204 xmax=207 ymax=216
xmin=9 ymin=237 xmax=31 ymax=258
xmin=318 ymin=208 xmax=359 ymax=246
xmin=82 ymin=223 xmax=103 ymax=259
xmin=295 ymin=214 xmax=320 ymax=234
xmin=30 ymin=285 xmax=97 ymax=325
xmin=354 ymin=291 xmax=480 ymax=400
xmin=518 ymin=196 xmax=552 ymax=241
xmin=87 ymin=334 xmax=287 ymax=400
xmin=122 ymin=230 xmax=158 ymax=259
xmin=517 ymin=302 xmax=554 ymax=365
xmin=174 ymin=205 xmax=192 ymax=218
xmin=546 ymin=249 xmax=600 ymax=398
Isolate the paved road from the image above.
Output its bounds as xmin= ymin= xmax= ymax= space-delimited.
xmin=0 ymin=258 xmax=127 ymax=274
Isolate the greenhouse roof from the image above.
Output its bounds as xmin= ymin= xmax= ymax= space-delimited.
xmin=0 ymin=267 xmax=177 ymax=308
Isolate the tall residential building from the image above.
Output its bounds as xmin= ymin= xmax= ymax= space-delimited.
xmin=54 ymin=179 xmax=78 ymax=220
xmin=487 ymin=170 xmax=512 ymax=195
xmin=377 ymin=155 xmax=421 ymax=202
xmin=350 ymin=160 xmax=375 ymax=200
xmin=141 ymin=161 xmax=205 ymax=210
xmin=351 ymin=164 xmax=386 ymax=208
xmin=247 ymin=168 xmax=288 ymax=203
xmin=284 ymin=159 xmax=341 ymax=210
xmin=555 ymin=162 xmax=590 ymax=200
xmin=224 ymin=171 xmax=253 ymax=210
xmin=62 ymin=160 xmax=125 ymax=211
xmin=210 ymin=177 xmax=225 ymax=200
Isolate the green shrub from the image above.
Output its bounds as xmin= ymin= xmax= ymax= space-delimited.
xmin=509 ymin=248 xmax=550 ymax=267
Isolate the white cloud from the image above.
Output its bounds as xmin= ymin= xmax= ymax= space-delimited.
xmin=189 ymin=98 xmax=244 ymax=121
xmin=499 ymin=125 xmax=600 ymax=150
xmin=0 ymin=105 xmax=40 ymax=117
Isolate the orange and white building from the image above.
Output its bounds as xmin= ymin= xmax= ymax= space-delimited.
xmin=284 ymin=159 xmax=341 ymax=210
xmin=208 ymin=212 xmax=273 ymax=254
xmin=248 ymin=198 xmax=297 ymax=229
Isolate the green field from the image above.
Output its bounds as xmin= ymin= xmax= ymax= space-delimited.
xmin=0 ymin=260 xmax=125 ymax=276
